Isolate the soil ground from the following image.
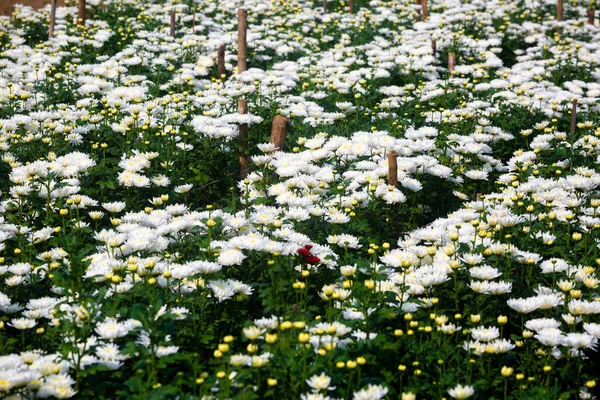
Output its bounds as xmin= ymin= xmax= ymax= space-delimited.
xmin=0 ymin=0 xmax=66 ymax=16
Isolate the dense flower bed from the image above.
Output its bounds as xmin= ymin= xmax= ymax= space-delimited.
xmin=0 ymin=0 xmax=599 ymax=398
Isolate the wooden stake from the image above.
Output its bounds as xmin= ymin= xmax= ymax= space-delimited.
xmin=237 ymin=9 xmax=249 ymax=179
xmin=570 ymin=99 xmax=577 ymax=135
xmin=588 ymin=9 xmax=595 ymax=25
xmin=239 ymin=99 xmax=249 ymax=179
xmin=170 ymin=7 xmax=176 ymax=37
xmin=77 ymin=0 xmax=85 ymax=24
xmin=557 ymin=0 xmax=563 ymax=22
xmin=238 ymin=9 xmax=248 ymax=74
xmin=218 ymin=44 xmax=226 ymax=80
xmin=388 ymin=152 xmax=398 ymax=187
xmin=431 ymin=39 xmax=437 ymax=58
xmin=421 ymin=0 xmax=428 ymax=21
xmin=48 ymin=0 xmax=58 ymax=40
xmin=448 ymin=52 xmax=456 ymax=73
xmin=349 ymin=0 xmax=353 ymax=14
xmin=270 ymin=115 xmax=289 ymax=152
xmin=323 ymin=0 xmax=327 ymax=13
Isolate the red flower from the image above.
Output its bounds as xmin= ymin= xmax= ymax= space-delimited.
xmin=298 ymin=244 xmax=319 ymax=264
xmin=306 ymin=255 xmax=320 ymax=264
xmin=298 ymin=247 xmax=311 ymax=257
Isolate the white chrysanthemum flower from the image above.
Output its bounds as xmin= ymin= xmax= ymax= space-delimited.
xmin=448 ymin=384 xmax=474 ymax=399
xmin=352 ymin=383 xmax=389 ymax=400
xmin=470 ymin=326 xmax=500 ymax=342
xmin=217 ymin=248 xmax=246 ymax=266
xmin=306 ymin=373 xmax=335 ymax=392
xmin=95 ymin=318 xmax=129 ymax=340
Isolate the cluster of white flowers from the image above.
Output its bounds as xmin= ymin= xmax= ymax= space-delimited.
xmin=0 ymin=0 xmax=599 ymax=397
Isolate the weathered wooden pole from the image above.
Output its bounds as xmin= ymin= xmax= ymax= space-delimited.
xmin=431 ymin=39 xmax=437 ymax=58
xmin=570 ymin=99 xmax=577 ymax=135
xmin=237 ymin=8 xmax=247 ymax=74
xmin=448 ymin=52 xmax=456 ymax=73
xmin=78 ymin=0 xmax=85 ymax=24
xmin=48 ymin=0 xmax=58 ymax=39
xmin=323 ymin=0 xmax=327 ymax=13
xmin=218 ymin=44 xmax=226 ymax=80
xmin=348 ymin=0 xmax=353 ymax=14
xmin=421 ymin=0 xmax=428 ymax=20
xmin=557 ymin=0 xmax=563 ymax=22
xmin=270 ymin=115 xmax=289 ymax=152
xmin=588 ymin=9 xmax=595 ymax=25
xmin=170 ymin=7 xmax=176 ymax=37
xmin=388 ymin=152 xmax=398 ymax=187
xmin=238 ymin=8 xmax=249 ymax=179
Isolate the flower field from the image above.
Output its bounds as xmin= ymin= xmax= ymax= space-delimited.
xmin=1 ymin=0 xmax=600 ymax=398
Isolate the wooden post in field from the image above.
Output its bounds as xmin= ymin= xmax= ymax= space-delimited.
xmin=348 ymin=0 xmax=353 ymax=14
xmin=570 ymin=99 xmax=577 ymax=135
xmin=421 ymin=0 xmax=428 ymax=20
xmin=48 ymin=0 xmax=58 ymax=39
xmin=388 ymin=152 xmax=398 ymax=187
xmin=270 ymin=115 xmax=289 ymax=152
xmin=78 ymin=0 xmax=85 ymax=24
xmin=588 ymin=9 xmax=595 ymax=25
xmin=218 ymin=44 xmax=226 ymax=80
xmin=238 ymin=8 xmax=249 ymax=179
xmin=448 ymin=52 xmax=456 ymax=73
xmin=431 ymin=39 xmax=437 ymax=58
xmin=170 ymin=7 xmax=176 ymax=37
xmin=238 ymin=8 xmax=247 ymax=74
xmin=557 ymin=0 xmax=563 ymax=22
xmin=323 ymin=0 xmax=327 ymax=13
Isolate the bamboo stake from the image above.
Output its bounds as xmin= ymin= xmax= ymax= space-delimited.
xmin=349 ymin=0 xmax=353 ymax=14
xmin=323 ymin=0 xmax=327 ymax=13
xmin=48 ymin=0 xmax=58 ymax=40
xmin=170 ymin=7 xmax=176 ymax=37
xmin=448 ymin=52 xmax=456 ymax=73
xmin=239 ymin=99 xmax=249 ymax=180
xmin=570 ymin=99 xmax=577 ymax=135
xmin=218 ymin=44 xmax=226 ymax=80
xmin=270 ymin=115 xmax=289 ymax=152
xmin=388 ymin=152 xmax=398 ymax=187
xmin=78 ymin=0 xmax=85 ymax=24
xmin=421 ymin=0 xmax=428 ymax=21
xmin=588 ymin=9 xmax=595 ymax=25
xmin=557 ymin=0 xmax=563 ymax=22
xmin=238 ymin=8 xmax=248 ymax=74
